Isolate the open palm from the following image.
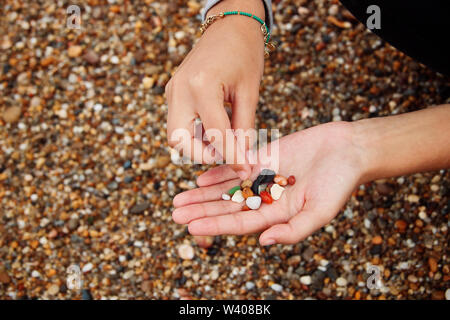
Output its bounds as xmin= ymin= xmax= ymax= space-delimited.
xmin=172 ymin=122 xmax=366 ymax=245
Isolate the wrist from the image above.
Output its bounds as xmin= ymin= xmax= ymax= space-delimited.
xmin=208 ymin=0 xmax=266 ymax=21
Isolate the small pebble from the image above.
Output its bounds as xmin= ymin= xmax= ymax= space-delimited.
xmin=288 ymin=175 xmax=296 ymax=185
xmin=246 ymin=196 xmax=262 ymax=210
xmin=240 ymin=179 xmax=252 ymax=188
xmin=178 ymin=244 xmax=195 ymax=260
xmin=245 ymin=281 xmax=255 ymax=290
xmin=445 ymin=288 xmax=450 ymax=300
xmin=228 ymin=186 xmax=241 ymax=196
xmin=242 ymin=187 xmax=254 ymax=199
xmin=242 ymin=205 xmax=250 ymax=211
xmin=271 ymin=283 xmax=283 ymax=292
xmin=300 ymin=275 xmax=312 ymax=285
xmin=47 ymin=284 xmax=60 ymax=295
xmin=270 ymin=184 xmax=285 ymax=200
xmin=274 ymin=174 xmax=288 ymax=186
xmin=221 ymin=193 xmax=231 ymax=201
xmin=2 ymin=106 xmax=21 ymax=123
xmin=231 ymin=190 xmax=245 ymax=203
xmin=336 ymin=277 xmax=348 ymax=287
xmin=194 ymin=236 xmax=214 ymax=249
xmin=260 ymin=191 xmax=273 ymax=204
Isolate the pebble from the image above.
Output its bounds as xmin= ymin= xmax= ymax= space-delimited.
xmin=82 ymin=263 xmax=93 ymax=273
xmin=194 ymin=236 xmax=214 ymax=249
xmin=300 ymin=275 xmax=312 ymax=285
xmin=83 ymin=50 xmax=99 ymax=64
xmin=178 ymin=244 xmax=194 ymax=260
xmin=336 ymin=277 xmax=348 ymax=287
xmin=231 ymin=190 xmax=245 ymax=203
xmin=270 ymin=184 xmax=285 ymax=201
xmin=288 ymin=175 xmax=296 ymax=185
xmin=0 ymin=271 xmax=11 ymax=284
xmin=251 ymin=169 xmax=276 ymax=194
xmin=274 ymin=174 xmax=288 ymax=186
xmin=48 ymin=284 xmax=60 ymax=295
xmin=68 ymin=45 xmax=83 ymax=57
xmin=221 ymin=193 xmax=231 ymax=201
xmin=446 ymin=289 xmax=450 ymax=300
xmin=246 ymin=196 xmax=262 ymax=210
xmin=2 ymin=106 xmax=21 ymax=123
xmin=245 ymin=281 xmax=255 ymax=290
xmin=259 ymin=191 xmax=273 ymax=204
xmin=372 ymin=236 xmax=382 ymax=245
xmin=82 ymin=289 xmax=93 ymax=300
xmin=271 ymin=283 xmax=283 ymax=292
xmin=241 ymin=179 xmax=252 ymax=188
xmin=242 ymin=187 xmax=254 ymax=199
xmin=228 ymin=186 xmax=241 ymax=196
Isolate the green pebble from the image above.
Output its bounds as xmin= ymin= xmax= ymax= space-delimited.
xmin=228 ymin=186 xmax=241 ymax=196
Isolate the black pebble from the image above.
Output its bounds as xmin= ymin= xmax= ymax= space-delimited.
xmin=251 ymin=169 xmax=276 ymax=194
xmin=82 ymin=289 xmax=93 ymax=300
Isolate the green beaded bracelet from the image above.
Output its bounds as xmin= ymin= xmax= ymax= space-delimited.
xmin=200 ymin=10 xmax=275 ymax=57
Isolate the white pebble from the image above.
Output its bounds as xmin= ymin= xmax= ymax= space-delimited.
xmin=222 ymin=193 xmax=231 ymax=201
xmin=82 ymin=263 xmax=93 ymax=273
xmin=31 ymin=270 xmax=41 ymax=278
xmin=30 ymin=194 xmax=38 ymax=202
xmin=300 ymin=275 xmax=312 ymax=285
xmin=231 ymin=190 xmax=244 ymax=203
xmin=336 ymin=277 xmax=348 ymax=287
xmin=245 ymin=281 xmax=255 ymax=290
xmin=445 ymin=288 xmax=450 ymax=300
xmin=178 ymin=244 xmax=194 ymax=260
xmin=110 ymin=56 xmax=119 ymax=64
xmin=271 ymin=283 xmax=283 ymax=292
xmin=246 ymin=196 xmax=261 ymax=210
xmin=270 ymin=184 xmax=285 ymax=200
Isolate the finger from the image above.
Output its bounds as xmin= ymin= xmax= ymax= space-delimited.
xmin=167 ymin=88 xmax=223 ymax=164
xmin=231 ymin=84 xmax=258 ymax=134
xmin=172 ymin=200 xmax=243 ymax=224
xmin=173 ymin=178 xmax=240 ymax=208
xmin=259 ymin=208 xmax=331 ymax=246
xmin=187 ymin=210 xmax=271 ymax=236
xmin=199 ymin=97 xmax=250 ymax=180
xmin=196 ymin=165 xmax=239 ymax=187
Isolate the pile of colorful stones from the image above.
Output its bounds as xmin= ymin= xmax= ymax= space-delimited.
xmin=221 ymin=169 xmax=296 ymax=210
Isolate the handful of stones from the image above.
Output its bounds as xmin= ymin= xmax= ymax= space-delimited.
xmin=221 ymin=169 xmax=296 ymax=210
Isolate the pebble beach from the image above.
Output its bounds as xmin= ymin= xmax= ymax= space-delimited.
xmin=0 ymin=0 xmax=449 ymax=300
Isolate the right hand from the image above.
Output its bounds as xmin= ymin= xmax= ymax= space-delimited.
xmin=165 ymin=0 xmax=266 ymax=180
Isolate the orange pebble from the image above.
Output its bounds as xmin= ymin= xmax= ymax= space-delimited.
xmin=242 ymin=205 xmax=250 ymax=211
xmin=274 ymin=174 xmax=288 ymax=186
xmin=242 ymin=187 xmax=254 ymax=199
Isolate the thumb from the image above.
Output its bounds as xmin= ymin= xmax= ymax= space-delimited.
xmin=259 ymin=206 xmax=333 ymax=245
xmin=199 ymin=100 xmax=249 ymax=180
xmin=230 ymin=87 xmax=259 ymax=179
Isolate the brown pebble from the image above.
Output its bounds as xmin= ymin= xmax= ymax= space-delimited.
xmin=2 ymin=106 xmax=21 ymax=123
xmin=241 ymin=179 xmax=252 ymax=188
xmin=83 ymin=50 xmax=100 ymax=64
xmin=395 ymin=220 xmax=407 ymax=232
xmin=194 ymin=235 xmax=214 ymax=249
xmin=242 ymin=187 xmax=254 ymax=199
xmin=428 ymin=257 xmax=438 ymax=273
xmin=68 ymin=45 xmax=83 ymax=57
xmin=274 ymin=175 xmax=288 ymax=186
xmin=0 ymin=271 xmax=10 ymax=284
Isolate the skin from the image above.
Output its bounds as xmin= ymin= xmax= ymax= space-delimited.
xmin=167 ymin=0 xmax=450 ymax=245
xmin=173 ymin=105 xmax=450 ymax=245
xmin=165 ymin=0 xmax=266 ymax=180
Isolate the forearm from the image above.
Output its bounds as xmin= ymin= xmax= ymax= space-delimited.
xmin=354 ymin=104 xmax=450 ymax=183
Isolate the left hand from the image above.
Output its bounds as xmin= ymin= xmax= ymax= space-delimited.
xmin=172 ymin=121 xmax=368 ymax=246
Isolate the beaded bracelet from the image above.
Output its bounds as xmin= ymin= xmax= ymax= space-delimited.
xmin=200 ymin=11 xmax=276 ymax=58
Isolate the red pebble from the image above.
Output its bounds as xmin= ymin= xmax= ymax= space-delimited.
xmin=260 ymin=191 xmax=273 ymax=204
xmin=288 ymin=175 xmax=296 ymax=185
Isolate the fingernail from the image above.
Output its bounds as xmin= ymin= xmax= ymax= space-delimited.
xmin=261 ymin=239 xmax=276 ymax=246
